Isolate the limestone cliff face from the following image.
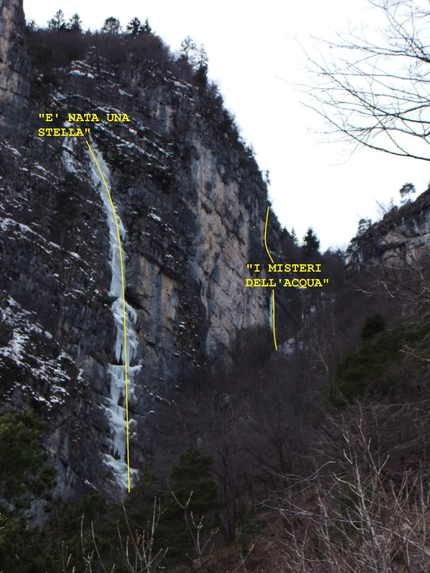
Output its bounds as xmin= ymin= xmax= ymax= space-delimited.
xmin=0 ymin=0 xmax=30 ymax=139
xmin=0 ymin=2 xmax=270 ymax=496
xmin=349 ymin=187 xmax=430 ymax=270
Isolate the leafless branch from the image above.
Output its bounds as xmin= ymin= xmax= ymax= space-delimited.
xmin=299 ymin=0 xmax=430 ymax=160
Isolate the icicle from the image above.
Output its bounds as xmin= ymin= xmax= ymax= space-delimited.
xmin=62 ymin=137 xmax=140 ymax=487
xmin=85 ymin=141 xmax=139 ymax=466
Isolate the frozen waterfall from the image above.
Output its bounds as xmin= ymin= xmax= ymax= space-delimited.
xmin=86 ymin=141 xmax=139 ymax=487
xmin=62 ymin=136 xmax=139 ymax=488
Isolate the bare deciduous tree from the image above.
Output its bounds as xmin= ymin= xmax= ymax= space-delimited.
xmin=266 ymin=414 xmax=430 ymax=572
xmin=303 ymin=0 xmax=430 ymax=161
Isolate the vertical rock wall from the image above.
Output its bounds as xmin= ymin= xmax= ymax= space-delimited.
xmin=0 ymin=0 xmax=30 ymax=140
xmin=0 ymin=1 xmax=272 ymax=496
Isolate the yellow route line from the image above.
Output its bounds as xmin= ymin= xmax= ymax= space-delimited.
xmin=264 ymin=206 xmax=278 ymax=350
xmin=264 ymin=205 xmax=274 ymax=265
xmin=86 ymin=140 xmax=131 ymax=493
xmin=271 ymin=289 xmax=278 ymax=351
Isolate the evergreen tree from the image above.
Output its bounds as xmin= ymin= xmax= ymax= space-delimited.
xmin=126 ymin=17 xmax=152 ymax=36
xmin=280 ymin=227 xmax=299 ymax=259
xmin=159 ymin=445 xmax=221 ymax=565
xmin=0 ymin=409 xmax=57 ymax=572
xmin=47 ymin=9 xmax=66 ymax=31
xmin=126 ymin=17 xmax=143 ymax=36
xmin=169 ymin=445 xmax=219 ymax=514
xmin=360 ymin=313 xmax=386 ymax=341
xmin=291 ymin=228 xmax=299 ymax=246
xmin=302 ymin=227 xmax=320 ymax=259
xmin=121 ymin=464 xmax=160 ymax=531
xmin=0 ymin=409 xmax=55 ymax=511
xmin=333 ymin=319 xmax=401 ymax=404
xmin=194 ymin=61 xmax=208 ymax=87
xmin=142 ymin=18 xmax=152 ymax=34
xmin=68 ymin=13 xmax=82 ymax=33
xmin=101 ymin=17 xmax=121 ymax=34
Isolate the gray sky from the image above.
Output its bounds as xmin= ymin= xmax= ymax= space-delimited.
xmin=26 ymin=0 xmax=430 ymax=250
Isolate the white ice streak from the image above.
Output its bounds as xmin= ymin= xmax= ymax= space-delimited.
xmin=62 ymin=137 xmax=139 ymax=482
xmin=62 ymin=131 xmax=79 ymax=174
xmin=269 ymin=292 xmax=273 ymax=331
xmin=104 ymin=454 xmax=138 ymax=491
xmin=85 ymin=140 xmax=139 ymax=474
